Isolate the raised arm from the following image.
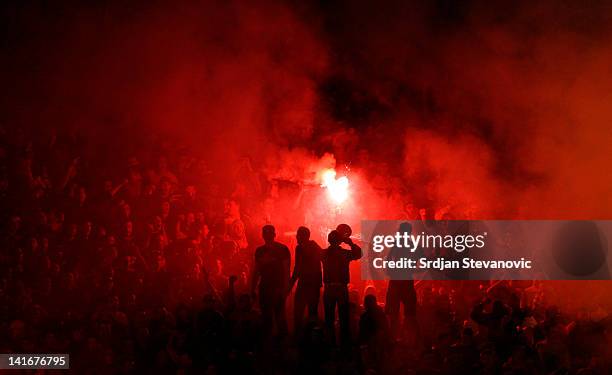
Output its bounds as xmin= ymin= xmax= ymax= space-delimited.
xmin=345 ymin=238 xmax=362 ymax=260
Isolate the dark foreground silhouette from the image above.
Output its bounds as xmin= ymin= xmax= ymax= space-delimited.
xmin=0 ymin=127 xmax=610 ymax=374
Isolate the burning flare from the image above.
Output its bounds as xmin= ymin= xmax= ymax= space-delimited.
xmin=321 ymin=169 xmax=349 ymax=204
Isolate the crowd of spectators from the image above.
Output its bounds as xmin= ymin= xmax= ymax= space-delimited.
xmin=0 ymin=126 xmax=609 ymax=374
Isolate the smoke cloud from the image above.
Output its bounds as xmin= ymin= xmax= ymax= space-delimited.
xmin=1 ymin=0 xmax=611 ymax=220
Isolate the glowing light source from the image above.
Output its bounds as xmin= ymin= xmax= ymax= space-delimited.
xmin=321 ymin=169 xmax=349 ymax=204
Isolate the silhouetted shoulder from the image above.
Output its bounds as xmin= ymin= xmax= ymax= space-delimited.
xmin=277 ymin=242 xmax=290 ymax=257
xmin=309 ymin=240 xmax=322 ymax=250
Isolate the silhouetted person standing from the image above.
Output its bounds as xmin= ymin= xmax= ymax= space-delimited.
xmin=359 ymin=294 xmax=390 ymax=370
xmin=321 ymin=229 xmax=362 ymax=347
xmin=289 ymin=226 xmax=322 ymax=337
xmin=385 ymin=222 xmax=419 ymax=341
xmin=251 ymin=225 xmax=290 ymax=339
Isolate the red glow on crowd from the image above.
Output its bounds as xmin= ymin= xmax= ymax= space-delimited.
xmin=0 ymin=1 xmax=611 ymax=373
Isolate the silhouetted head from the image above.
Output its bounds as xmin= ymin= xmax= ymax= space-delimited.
xmin=399 ymin=222 xmax=412 ymax=235
xmin=462 ymin=327 xmax=474 ymax=339
xmin=262 ymin=225 xmax=276 ymax=244
xmin=328 ymin=230 xmax=342 ymax=246
xmin=364 ymin=284 xmax=377 ymax=297
xmin=552 ymin=221 xmax=607 ymax=278
xmin=336 ymin=223 xmax=352 ymax=239
xmin=296 ymin=226 xmax=310 ymax=245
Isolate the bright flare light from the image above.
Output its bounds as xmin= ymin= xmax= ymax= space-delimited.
xmin=321 ymin=169 xmax=349 ymax=205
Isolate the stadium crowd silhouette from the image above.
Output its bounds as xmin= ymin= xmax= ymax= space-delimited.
xmin=0 ymin=126 xmax=609 ymax=374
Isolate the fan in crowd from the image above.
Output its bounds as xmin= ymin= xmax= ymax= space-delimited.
xmin=0 ymin=126 xmax=609 ymax=374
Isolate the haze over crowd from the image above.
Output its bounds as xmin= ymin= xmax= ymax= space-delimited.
xmin=2 ymin=0 xmax=610 ymax=221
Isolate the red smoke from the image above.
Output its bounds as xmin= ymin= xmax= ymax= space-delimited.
xmin=1 ymin=1 xmax=611 ymax=308
xmin=3 ymin=1 xmax=610 ymax=220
